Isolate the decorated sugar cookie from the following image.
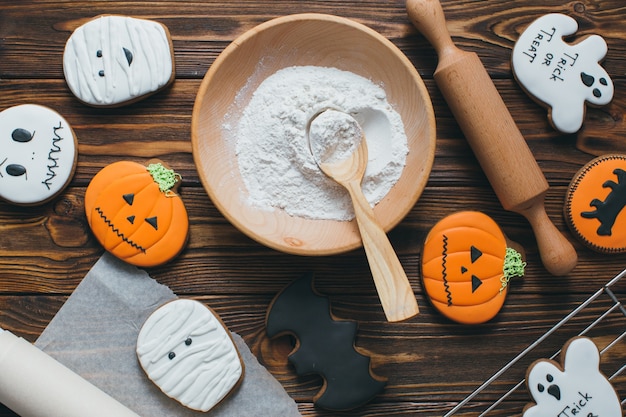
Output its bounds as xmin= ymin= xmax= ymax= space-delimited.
xmin=421 ymin=211 xmax=525 ymax=324
xmin=266 ymin=273 xmax=386 ymax=411
xmin=564 ymin=154 xmax=626 ymax=253
xmin=0 ymin=104 xmax=77 ymax=205
xmin=512 ymin=13 xmax=614 ymax=133
xmin=84 ymin=160 xmax=188 ymax=267
xmin=523 ymin=337 xmax=622 ymax=417
xmin=63 ymin=15 xmax=175 ymax=107
xmin=137 ymin=299 xmax=244 ymax=412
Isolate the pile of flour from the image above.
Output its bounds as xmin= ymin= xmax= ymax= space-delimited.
xmin=226 ymin=66 xmax=408 ymax=221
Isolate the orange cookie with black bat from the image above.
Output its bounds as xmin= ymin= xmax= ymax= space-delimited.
xmin=421 ymin=211 xmax=525 ymax=324
xmin=85 ymin=160 xmax=188 ymax=267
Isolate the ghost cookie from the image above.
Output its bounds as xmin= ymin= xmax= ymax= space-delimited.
xmin=0 ymin=104 xmax=77 ymax=205
xmin=63 ymin=15 xmax=175 ymax=107
xmin=523 ymin=337 xmax=622 ymax=417
xmin=564 ymin=154 xmax=626 ymax=253
xmin=512 ymin=13 xmax=614 ymax=133
xmin=421 ymin=211 xmax=526 ymax=324
xmin=84 ymin=160 xmax=189 ymax=267
xmin=137 ymin=299 xmax=244 ymax=412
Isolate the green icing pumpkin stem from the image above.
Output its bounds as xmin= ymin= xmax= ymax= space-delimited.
xmin=147 ymin=163 xmax=181 ymax=195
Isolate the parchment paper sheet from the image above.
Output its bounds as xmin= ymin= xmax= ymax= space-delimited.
xmin=35 ymin=253 xmax=301 ymax=417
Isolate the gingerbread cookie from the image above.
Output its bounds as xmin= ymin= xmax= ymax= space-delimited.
xmin=137 ymin=299 xmax=244 ymax=412
xmin=0 ymin=104 xmax=77 ymax=205
xmin=512 ymin=13 xmax=614 ymax=133
xmin=421 ymin=211 xmax=525 ymax=324
xmin=565 ymin=154 xmax=626 ymax=253
xmin=84 ymin=160 xmax=188 ymax=267
xmin=63 ymin=15 xmax=175 ymax=107
xmin=266 ymin=273 xmax=386 ymax=411
xmin=524 ymin=337 xmax=621 ymax=417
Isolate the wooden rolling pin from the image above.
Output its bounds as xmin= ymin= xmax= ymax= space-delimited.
xmin=406 ymin=0 xmax=577 ymax=276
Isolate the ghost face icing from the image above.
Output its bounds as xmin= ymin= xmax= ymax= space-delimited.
xmin=137 ymin=299 xmax=243 ymax=412
xmin=0 ymin=104 xmax=77 ymax=205
xmin=512 ymin=13 xmax=614 ymax=133
xmin=63 ymin=15 xmax=174 ymax=107
xmin=523 ymin=337 xmax=622 ymax=417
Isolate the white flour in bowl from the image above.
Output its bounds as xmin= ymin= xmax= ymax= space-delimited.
xmin=225 ymin=65 xmax=408 ymax=221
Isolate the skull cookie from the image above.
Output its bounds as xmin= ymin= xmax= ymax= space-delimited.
xmin=0 ymin=104 xmax=77 ymax=205
xmin=137 ymin=299 xmax=244 ymax=412
xmin=63 ymin=15 xmax=175 ymax=107
xmin=512 ymin=13 xmax=614 ymax=134
xmin=523 ymin=337 xmax=622 ymax=417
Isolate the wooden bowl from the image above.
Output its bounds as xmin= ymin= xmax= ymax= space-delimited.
xmin=191 ymin=13 xmax=436 ymax=255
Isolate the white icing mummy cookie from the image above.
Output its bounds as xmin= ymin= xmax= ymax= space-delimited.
xmin=0 ymin=104 xmax=77 ymax=205
xmin=137 ymin=299 xmax=244 ymax=412
xmin=523 ymin=337 xmax=622 ymax=417
xmin=63 ymin=15 xmax=175 ymax=107
xmin=512 ymin=13 xmax=614 ymax=134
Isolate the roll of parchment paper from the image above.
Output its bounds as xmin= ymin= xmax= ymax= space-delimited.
xmin=0 ymin=329 xmax=141 ymax=417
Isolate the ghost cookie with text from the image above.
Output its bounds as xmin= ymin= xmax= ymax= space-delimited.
xmin=137 ymin=299 xmax=244 ymax=412
xmin=512 ymin=13 xmax=614 ymax=134
xmin=523 ymin=336 xmax=622 ymax=417
xmin=63 ymin=15 xmax=175 ymax=107
xmin=421 ymin=211 xmax=526 ymax=325
xmin=84 ymin=160 xmax=188 ymax=267
xmin=0 ymin=104 xmax=78 ymax=206
xmin=266 ymin=273 xmax=386 ymax=411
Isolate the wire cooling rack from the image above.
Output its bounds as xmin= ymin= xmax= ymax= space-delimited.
xmin=445 ymin=268 xmax=626 ymax=416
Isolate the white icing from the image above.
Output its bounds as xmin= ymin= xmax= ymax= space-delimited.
xmin=512 ymin=13 xmax=614 ymax=133
xmin=0 ymin=104 xmax=77 ymax=205
xmin=524 ymin=337 xmax=621 ymax=417
xmin=63 ymin=15 xmax=173 ymax=106
xmin=137 ymin=299 xmax=243 ymax=412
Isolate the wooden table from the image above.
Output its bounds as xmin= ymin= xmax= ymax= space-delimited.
xmin=1 ymin=1 xmax=624 ymax=416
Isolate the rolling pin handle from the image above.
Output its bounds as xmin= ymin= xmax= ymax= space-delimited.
xmin=406 ymin=0 xmax=457 ymax=57
xmin=521 ymin=200 xmax=578 ymax=276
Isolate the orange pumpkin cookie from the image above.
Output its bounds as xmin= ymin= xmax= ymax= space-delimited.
xmin=85 ymin=160 xmax=188 ymax=267
xmin=421 ymin=211 xmax=525 ymax=324
xmin=564 ymin=154 xmax=626 ymax=253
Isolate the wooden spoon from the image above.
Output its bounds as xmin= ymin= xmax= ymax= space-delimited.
xmin=308 ymin=109 xmax=419 ymax=322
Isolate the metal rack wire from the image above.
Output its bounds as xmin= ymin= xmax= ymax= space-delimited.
xmin=446 ymin=268 xmax=626 ymax=416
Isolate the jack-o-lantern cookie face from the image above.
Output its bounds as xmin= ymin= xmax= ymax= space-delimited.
xmin=421 ymin=211 xmax=525 ymax=324
xmin=63 ymin=15 xmax=175 ymax=107
xmin=85 ymin=160 xmax=188 ymax=267
xmin=565 ymin=154 xmax=626 ymax=253
xmin=523 ymin=337 xmax=621 ymax=417
xmin=512 ymin=13 xmax=614 ymax=133
xmin=0 ymin=104 xmax=77 ymax=205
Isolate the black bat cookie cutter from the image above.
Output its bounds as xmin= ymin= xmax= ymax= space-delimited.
xmin=265 ymin=273 xmax=387 ymax=411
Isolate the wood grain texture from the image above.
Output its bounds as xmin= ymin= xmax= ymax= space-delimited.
xmin=0 ymin=0 xmax=625 ymax=416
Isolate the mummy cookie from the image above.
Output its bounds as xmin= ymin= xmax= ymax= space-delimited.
xmin=0 ymin=104 xmax=77 ymax=205
xmin=564 ymin=154 xmax=626 ymax=253
xmin=137 ymin=299 xmax=244 ymax=412
xmin=523 ymin=337 xmax=622 ymax=417
xmin=84 ymin=160 xmax=189 ymax=267
xmin=512 ymin=13 xmax=614 ymax=133
xmin=63 ymin=15 xmax=175 ymax=107
xmin=421 ymin=212 xmax=525 ymax=324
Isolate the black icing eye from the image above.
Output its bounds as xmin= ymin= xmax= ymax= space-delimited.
xmin=185 ymin=337 xmax=192 ymax=346
xmin=123 ymin=47 xmax=133 ymax=66
xmin=145 ymin=216 xmax=158 ymax=230
xmin=546 ymin=374 xmax=553 ymax=382
xmin=168 ymin=351 xmax=176 ymax=360
xmin=6 ymin=164 xmax=26 ymax=177
xmin=538 ymin=383 xmax=545 ymax=393
xmin=123 ymin=193 xmax=134 ymax=205
xmin=600 ymin=77 xmax=608 ymax=86
xmin=12 ymin=128 xmax=35 ymax=143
